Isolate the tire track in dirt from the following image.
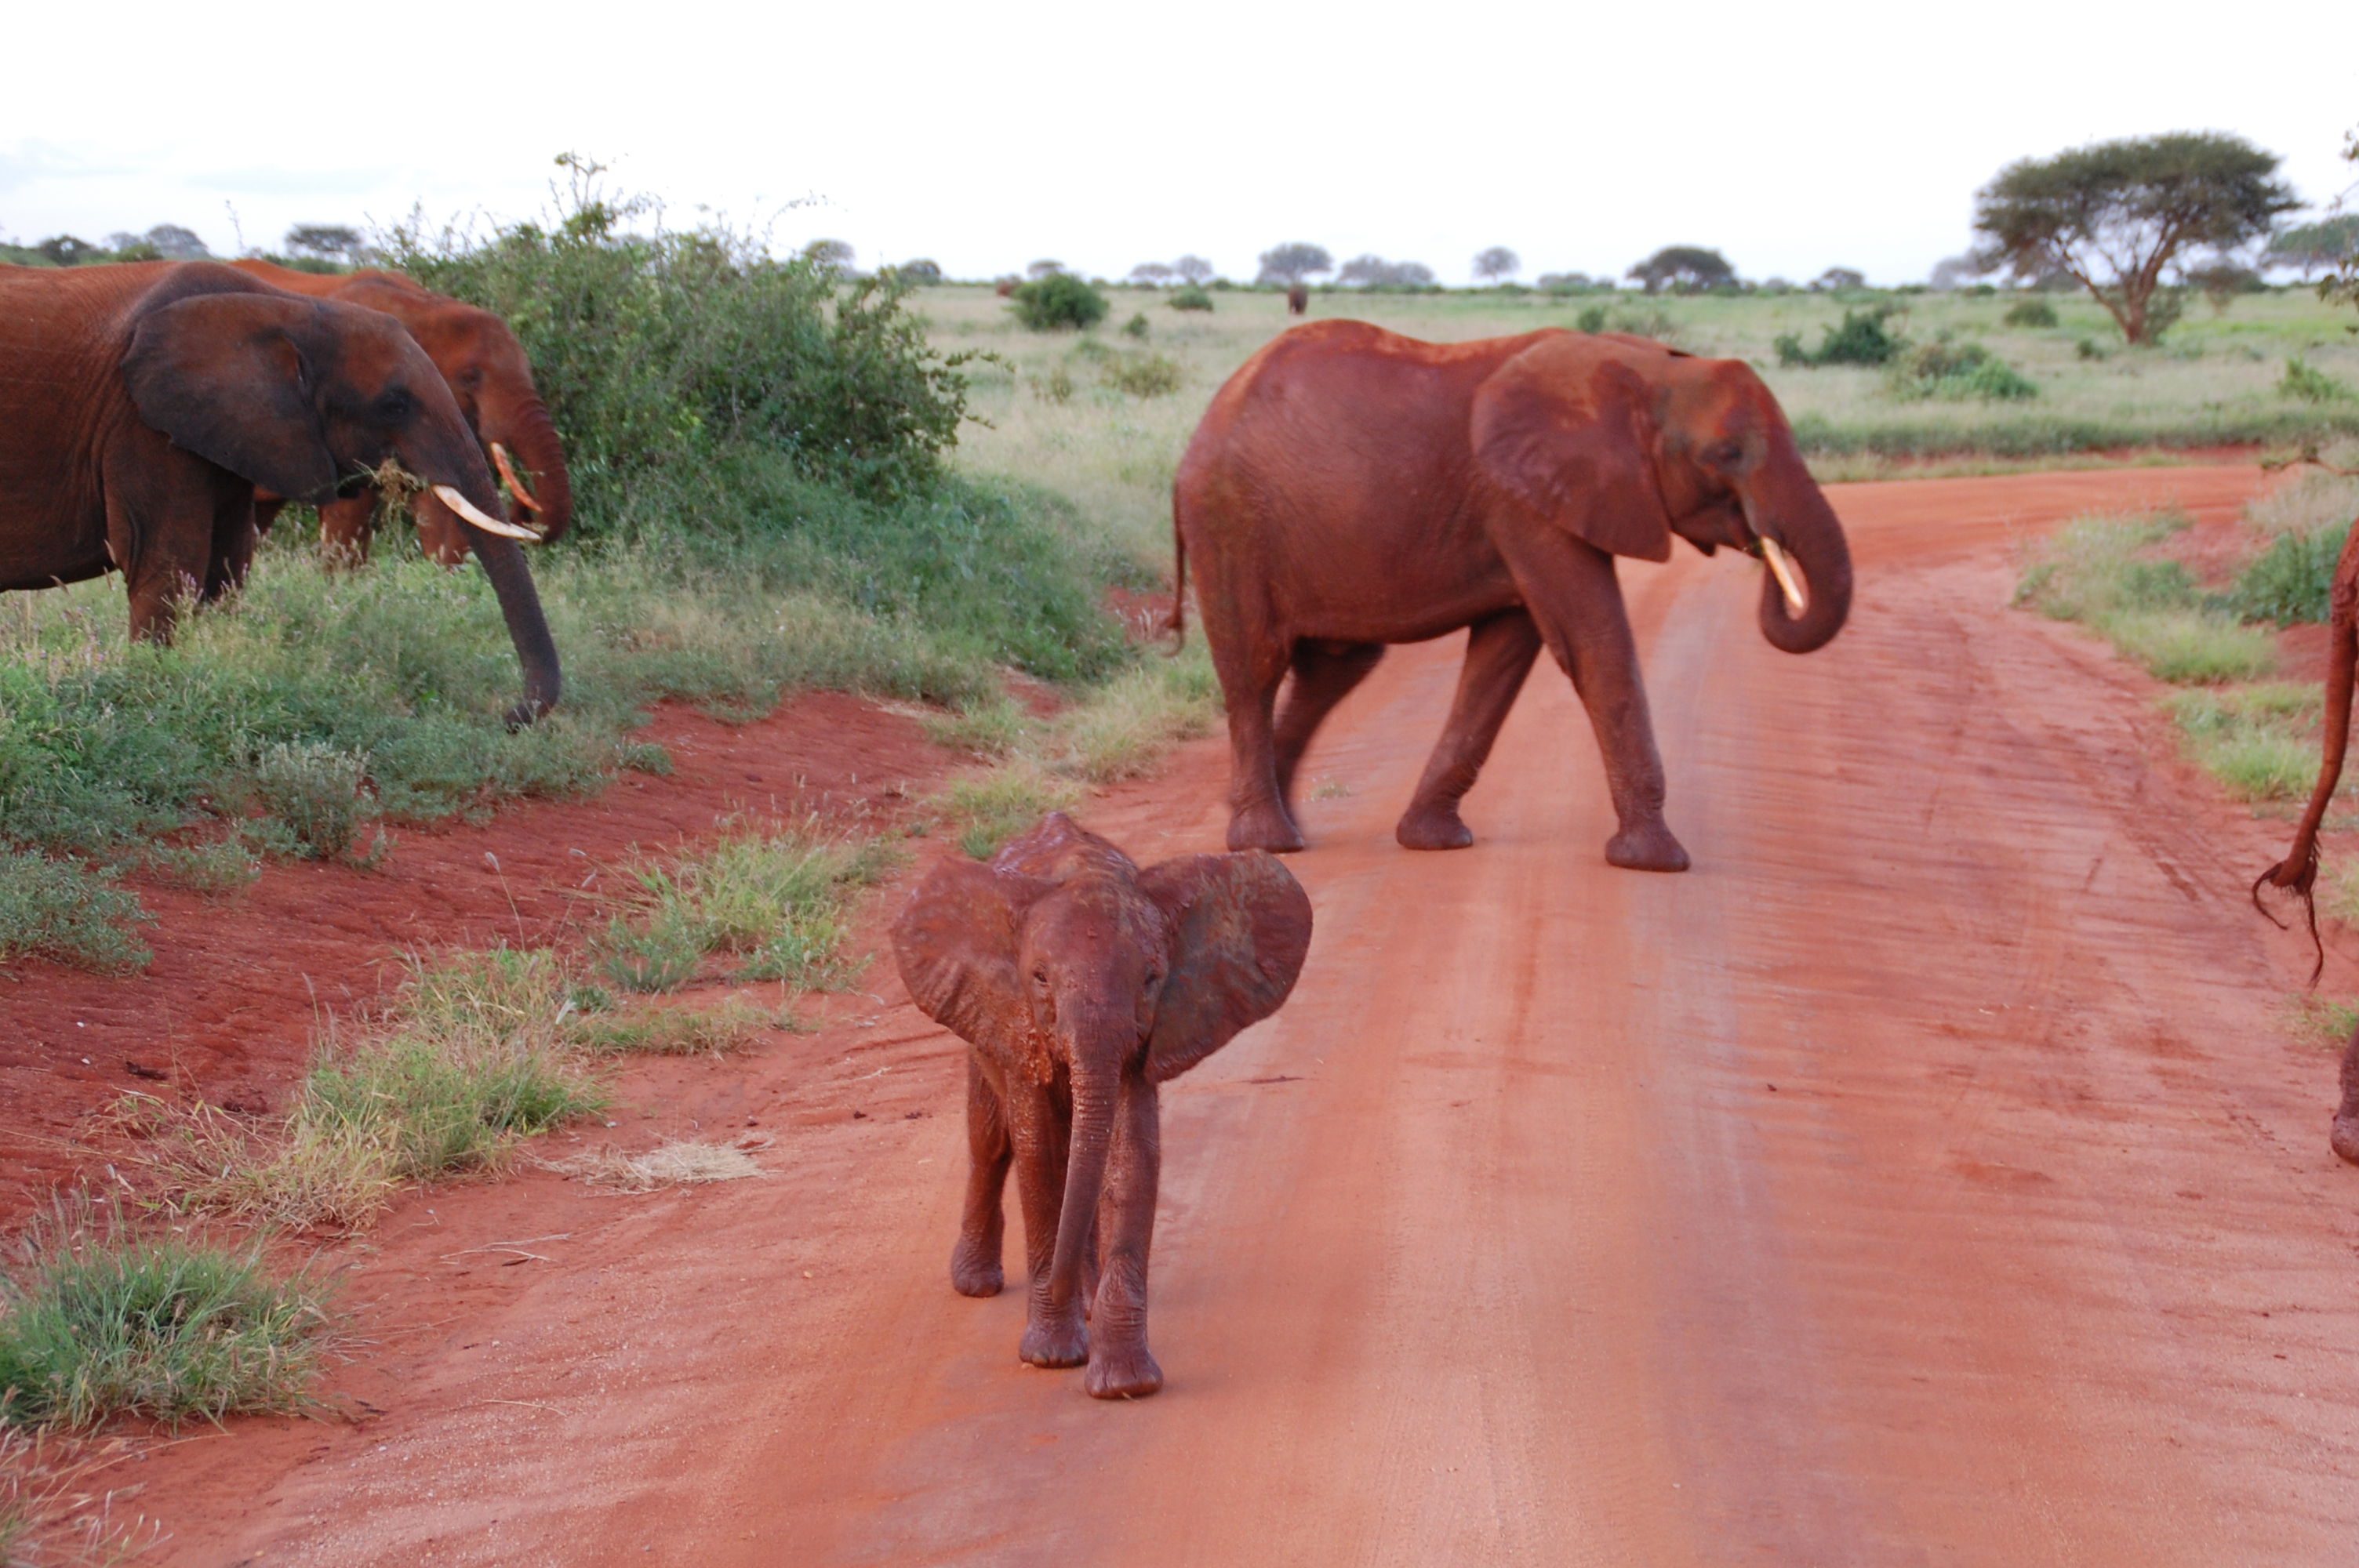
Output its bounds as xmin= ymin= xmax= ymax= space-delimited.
xmin=116 ymin=462 xmax=2359 ymax=1565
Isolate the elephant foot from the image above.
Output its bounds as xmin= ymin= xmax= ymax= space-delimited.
xmin=1084 ymin=1344 xmax=1164 ymax=1400
xmin=1396 ymin=805 xmax=1474 ymax=851
xmin=1227 ymin=802 xmax=1305 ymax=855
xmin=2332 ymin=1114 xmax=2359 ymax=1167
xmin=950 ymin=1239 xmax=1003 ymax=1298
xmin=1606 ymin=822 xmax=1690 ymax=873
xmin=1020 ymin=1312 xmax=1089 ymax=1369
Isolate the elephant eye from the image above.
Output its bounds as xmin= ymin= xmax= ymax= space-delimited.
xmin=373 ymin=387 xmax=416 ymax=423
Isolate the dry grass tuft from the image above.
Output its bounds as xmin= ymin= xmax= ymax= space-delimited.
xmin=551 ymin=1139 xmax=767 ymax=1193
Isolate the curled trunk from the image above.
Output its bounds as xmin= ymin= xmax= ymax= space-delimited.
xmin=493 ymin=398 xmax=574 ymax=545
xmin=1745 ymin=475 xmax=1853 ymax=654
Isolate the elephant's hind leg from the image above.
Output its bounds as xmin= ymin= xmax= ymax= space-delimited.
xmin=951 ymin=1054 xmax=1013 ymax=1297
xmin=1274 ymin=640 xmax=1385 ymax=804
xmin=1212 ymin=633 xmax=1304 ymax=854
xmin=1399 ymin=611 xmax=1541 ymax=850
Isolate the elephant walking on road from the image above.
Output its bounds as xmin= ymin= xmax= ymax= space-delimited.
xmin=1173 ymin=321 xmax=1854 ymax=869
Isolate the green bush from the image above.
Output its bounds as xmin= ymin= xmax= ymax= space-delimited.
xmin=1120 ymin=313 xmax=1149 ymax=340
xmin=1168 ymin=284 xmax=1214 ymax=312
xmin=1103 ymin=352 xmax=1183 ymax=398
xmin=2233 ymin=522 xmax=2349 ymax=624
xmin=1575 ymin=304 xmax=1608 ymax=333
xmin=2281 ymin=358 xmax=2355 ymax=404
xmin=250 ymin=739 xmax=377 ymax=861
xmin=1009 ymin=274 xmax=1110 ymax=332
xmin=0 ymin=849 xmax=151 ymax=974
xmin=0 ymin=1204 xmax=333 ymax=1431
xmin=1886 ymin=338 xmax=2038 ymax=401
xmin=1775 ymin=307 xmax=1905 ymax=367
xmin=2002 ymin=299 xmax=2060 ymax=328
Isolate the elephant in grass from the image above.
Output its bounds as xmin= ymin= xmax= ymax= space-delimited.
xmin=0 ymin=261 xmax=559 ymax=724
xmin=891 ymin=813 xmax=1313 ymax=1398
xmin=1173 ymin=321 xmax=1855 ymax=869
xmin=231 ymin=260 xmax=574 ymax=564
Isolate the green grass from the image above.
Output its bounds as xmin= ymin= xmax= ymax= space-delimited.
xmin=0 ymin=849 xmax=152 ymax=974
xmin=2013 ymin=511 xmax=2277 ymax=684
xmin=934 ymin=761 xmax=1085 ymax=860
xmin=2161 ymin=685 xmax=2322 ymax=800
xmin=0 ymin=1201 xmax=334 ymax=1431
xmin=594 ymin=824 xmax=897 ymax=992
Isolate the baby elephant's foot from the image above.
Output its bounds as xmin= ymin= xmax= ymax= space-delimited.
xmin=1605 ymin=822 xmax=1689 ymax=873
xmin=1227 ymin=801 xmax=1305 ymax=855
xmin=1020 ymin=1312 xmax=1089 ymax=1369
xmin=1084 ymin=1344 xmax=1164 ymax=1400
xmin=1396 ymin=804 xmax=1474 ymax=851
xmin=950 ymin=1238 xmax=1003 ymax=1298
xmin=2332 ymin=1113 xmax=2359 ymax=1167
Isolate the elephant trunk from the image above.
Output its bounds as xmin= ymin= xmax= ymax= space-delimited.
xmin=2257 ymin=522 xmax=2359 ymax=973
xmin=471 ymin=530 xmax=564 ymax=727
xmin=1046 ymin=1025 xmax=1123 ymax=1321
xmin=1743 ymin=460 xmax=1853 ymax=655
xmin=490 ymin=397 xmax=574 ymax=545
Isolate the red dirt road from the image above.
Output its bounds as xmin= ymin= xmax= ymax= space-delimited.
xmin=89 ymin=465 xmax=2359 ymax=1563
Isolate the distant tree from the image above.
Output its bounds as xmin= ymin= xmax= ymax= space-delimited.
xmin=1473 ymin=245 xmax=1521 ymax=283
xmin=1972 ymin=131 xmax=2297 ymax=344
xmin=285 ymin=223 xmax=365 ymax=265
xmin=1927 ymin=254 xmax=1984 ymax=291
xmin=1812 ymin=267 xmax=1866 ymax=292
xmin=1026 ymin=258 xmax=1067 ymax=280
xmin=1759 ymin=277 xmax=1795 ymax=295
xmin=1336 ymin=254 xmax=1434 ymax=289
xmin=802 ymin=238 xmax=858 ymax=271
xmin=895 ymin=258 xmax=943 ymax=285
xmin=1255 ymin=242 xmax=1333 ymax=288
xmin=2271 ymin=215 xmax=2359 ymax=279
xmin=1172 ymin=254 xmax=1215 ymax=285
xmin=1129 ymin=262 xmax=1176 ymax=285
xmin=2185 ymin=260 xmax=2262 ymax=314
xmin=107 ymin=223 xmax=209 ymax=260
xmin=34 ymin=235 xmax=100 ymax=267
xmin=2324 ymin=129 xmax=2359 ymax=317
xmin=1627 ymin=245 xmax=1734 ymax=294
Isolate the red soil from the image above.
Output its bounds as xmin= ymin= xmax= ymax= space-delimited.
xmin=17 ymin=462 xmax=2359 ymax=1564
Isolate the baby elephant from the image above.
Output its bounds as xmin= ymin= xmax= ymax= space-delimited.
xmin=892 ymin=813 xmax=1312 ymax=1398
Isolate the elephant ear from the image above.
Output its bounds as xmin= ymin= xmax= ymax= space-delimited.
xmin=1471 ymin=338 xmax=1674 ymax=563
xmin=1140 ymin=851 xmax=1314 ymax=1083
xmin=122 ymin=292 xmax=340 ymax=503
xmin=891 ymin=857 xmax=1053 ymax=1076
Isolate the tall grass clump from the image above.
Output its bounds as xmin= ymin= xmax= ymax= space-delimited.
xmin=2160 ymin=685 xmax=2321 ymax=800
xmin=0 ymin=850 xmax=151 ymax=975
xmin=0 ymin=1200 xmax=334 ymax=1431
xmin=2231 ymin=521 xmax=2349 ymax=625
xmin=2016 ymin=511 xmax=2274 ymax=684
xmin=594 ymin=824 xmax=896 ymax=991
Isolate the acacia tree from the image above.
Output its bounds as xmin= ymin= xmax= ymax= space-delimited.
xmin=285 ymin=224 xmax=365 ymax=265
xmin=1129 ymin=261 xmax=1175 ymax=285
xmin=1627 ymin=245 xmax=1734 ymax=294
xmin=1972 ymin=132 xmax=2296 ymax=345
xmin=1255 ymin=242 xmax=1333 ymax=287
xmin=1172 ymin=254 xmax=1215 ymax=284
xmin=2323 ymin=127 xmax=2359 ymax=314
xmin=1473 ymin=245 xmax=1520 ymax=282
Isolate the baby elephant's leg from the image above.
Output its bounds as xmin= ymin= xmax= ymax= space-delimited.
xmin=951 ymin=1054 xmax=1013 ymax=1296
xmin=1085 ymin=1069 xmax=1165 ymax=1399
xmin=1008 ymin=1081 xmax=1087 ymax=1368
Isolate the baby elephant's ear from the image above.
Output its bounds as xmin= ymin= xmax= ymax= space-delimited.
xmin=1140 ymin=851 xmax=1314 ymax=1082
xmin=890 ymin=859 xmax=1045 ymax=1058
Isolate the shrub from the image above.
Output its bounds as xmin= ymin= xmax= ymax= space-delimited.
xmin=1103 ymin=352 xmax=1182 ymax=398
xmin=2281 ymin=358 xmax=2355 ymax=404
xmin=250 ymin=739 xmax=378 ymax=862
xmin=2232 ymin=522 xmax=2349 ymax=625
xmin=1009 ymin=274 xmax=1110 ymax=332
xmin=2002 ymin=299 xmax=2060 ymax=328
xmin=1775 ymin=307 xmax=1904 ymax=367
xmin=1120 ymin=313 xmax=1149 ymax=341
xmin=596 ymin=826 xmax=894 ymax=990
xmin=1168 ymin=285 xmax=1214 ymax=312
xmin=0 ymin=1203 xmax=334 ymax=1431
xmin=0 ymin=851 xmax=151 ymax=974
xmin=1575 ymin=304 xmax=1608 ymax=333
xmin=1886 ymin=338 xmax=2037 ymax=401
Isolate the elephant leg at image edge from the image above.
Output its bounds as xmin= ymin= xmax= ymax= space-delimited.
xmin=1272 ymin=640 xmax=1386 ymax=804
xmin=1496 ymin=528 xmax=1689 ymax=873
xmin=1398 ymin=610 xmax=1543 ymax=850
xmin=951 ymin=1054 xmax=1015 ymax=1297
xmin=1005 ymin=1078 xmax=1088 ymax=1368
xmin=1084 ymin=1067 xmax=1164 ymax=1399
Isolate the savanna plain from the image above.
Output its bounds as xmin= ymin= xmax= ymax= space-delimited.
xmin=9 ymin=253 xmax=2359 ymax=1563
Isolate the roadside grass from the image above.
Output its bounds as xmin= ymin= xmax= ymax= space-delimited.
xmin=593 ymin=823 xmax=897 ymax=993
xmin=2 ymin=1425 xmax=161 ymax=1564
xmin=924 ymin=639 xmax=1221 ymax=858
xmin=2013 ymin=511 xmax=2275 ymax=684
xmin=547 ymin=1140 xmax=765 ymax=1193
xmin=2287 ymin=991 xmax=2359 ymax=1048
xmin=0 ymin=1199 xmax=335 ymax=1432
xmin=0 ymin=850 xmax=153 ymax=975
xmin=2157 ymin=686 xmax=2321 ymax=800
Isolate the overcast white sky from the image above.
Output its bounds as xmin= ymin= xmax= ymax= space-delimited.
xmin=5 ymin=0 xmax=2350 ymax=286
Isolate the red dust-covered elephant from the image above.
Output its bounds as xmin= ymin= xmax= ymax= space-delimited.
xmin=1173 ymin=321 xmax=1854 ymax=869
xmin=232 ymin=260 xmax=572 ymax=564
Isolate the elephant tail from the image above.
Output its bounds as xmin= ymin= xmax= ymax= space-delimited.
xmin=1165 ymin=511 xmax=1187 ymax=654
xmin=2255 ymin=515 xmax=2359 ymax=982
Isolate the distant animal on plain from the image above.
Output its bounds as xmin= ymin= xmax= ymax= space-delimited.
xmin=892 ymin=812 xmax=1312 ymax=1399
xmin=1286 ymin=285 xmax=1309 ymax=316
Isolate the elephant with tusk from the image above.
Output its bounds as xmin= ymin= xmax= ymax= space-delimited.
xmin=0 ymin=260 xmax=562 ymax=726
xmin=1173 ymin=321 xmax=1856 ymax=869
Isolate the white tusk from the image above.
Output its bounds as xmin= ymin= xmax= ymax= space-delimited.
xmin=431 ymin=485 xmax=543 ymax=542
xmin=489 ymin=442 xmax=544 ymax=513
xmin=1759 ymin=536 xmax=1807 ymax=615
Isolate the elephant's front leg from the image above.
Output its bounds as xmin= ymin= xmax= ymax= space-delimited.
xmin=1398 ymin=610 xmax=1543 ymax=850
xmin=318 ymin=490 xmax=379 ymax=568
xmin=2332 ymin=1025 xmax=2359 ymax=1165
xmin=1005 ymin=1078 xmax=1088 ymax=1368
xmin=951 ymin=1053 xmax=1012 ymax=1297
xmin=1498 ymin=529 xmax=1688 ymax=872
xmin=1085 ymin=1067 xmax=1164 ymax=1399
